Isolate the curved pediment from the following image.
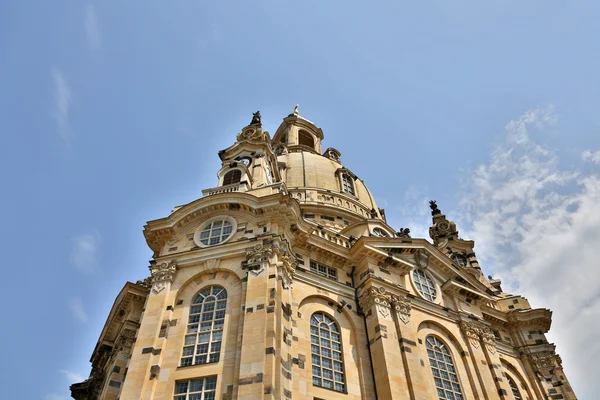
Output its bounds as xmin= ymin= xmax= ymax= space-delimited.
xmin=144 ymin=191 xmax=302 ymax=255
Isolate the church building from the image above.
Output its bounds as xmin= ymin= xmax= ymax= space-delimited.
xmin=71 ymin=108 xmax=576 ymax=400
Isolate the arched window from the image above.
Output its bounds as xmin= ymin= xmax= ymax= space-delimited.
xmin=413 ymin=269 xmax=437 ymax=302
xmin=223 ymin=169 xmax=241 ymax=186
xmin=298 ymin=130 xmax=315 ymax=149
xmin=426 ymin=336 xmax=463 ymax=400
xmin=342 ymin=173 xmax=355 ymax=195
xmin=181 ymin=286 xmax=227 ymax=367
xmin=310 ymin=312 xmax=345 ymax=392
xmin=508 ymin=376 xmax=522 ymax=400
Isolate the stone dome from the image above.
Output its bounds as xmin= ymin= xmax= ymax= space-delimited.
xmin=271 ymin=113 xmax=385 ymax=229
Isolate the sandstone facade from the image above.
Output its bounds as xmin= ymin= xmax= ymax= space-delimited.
xmin=72 ymin=109 xmax=576 ymax=400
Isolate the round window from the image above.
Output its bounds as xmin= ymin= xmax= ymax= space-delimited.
xmin=194 ymin=216 xmax=236 ymax=247
xmin=412 ymin=269 xmax=437 ymax=302
xmin=372 ymin=228 xmax=389 ymax=237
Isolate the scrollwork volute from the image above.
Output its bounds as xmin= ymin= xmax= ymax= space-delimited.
xmin=390 ymin=295 xmax=412 ymax=324
xmin=149 ymin=262 xmax=177 ymax=294
xmin=359 ymin=286 xmax=392 ymax=318
xmin=244 ymin=244 xmax=273 ymax=276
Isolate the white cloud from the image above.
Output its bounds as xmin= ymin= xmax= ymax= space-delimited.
xmin=69 ymin=230 xmax=101 ymax=273
xmin=582 ymin=149 xmax=600 ymax=164
xmin=51 ymin=69 xmax=72 ymax=143
xmin=388 ymin=185 xmax=432 ymax=240
xmin=60 ymin=369 xmax=86 ymax=383
xmin=458 ymin=106 xmax=600 ymax=399
xmin=69 ymin=298 xmax=88 ymax=323
xmin=85 ymin=4 xmax=101 ymax=50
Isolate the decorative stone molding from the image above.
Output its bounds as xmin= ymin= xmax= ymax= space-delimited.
xmin=530 ymin=351 xmax=558 ymax=370
xmin=149 ymin=262 xmax=177 ymax=294
xmin=277 ymin=251 xmax=298 ymax=289
xmin=414 ymin=249 xmax=430 ymax=269
xmin=460 ymin=321 xmax=482 ymax=349
xmin=480 ymin=326 xmax=497 ymax=354
xmin=359 ymin=286 xmax=392 ymax=318
xmin=390 ymin=295 xmax=412 ymax=324
xmin=136 ymin=276 xmax=152 ymax=290
xmin=244 ymin=244 xmax=273 ymax=276
xmin=460 ymin=322 xmax=497 ymax=353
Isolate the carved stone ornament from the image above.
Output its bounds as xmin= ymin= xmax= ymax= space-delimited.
xmin=414 ymin=249 xmax=430 ymax=269
xmin=244 ymin=244 xmax=273 ymax=276
xmin=149 ymin=262 xmax=177 ymax=294
xmin=391 ymin=295 xmax=412 ymax=324
xmin=460 ymin=321 xmax=482 ymax=349
xmin=278 ymin=251 xmax=298 ymax=289
xmin=480 ymin=326 xmax=497 ymax=354
xmin=530 ymin=352 xmax=557 ymax=370
xmin=359 ymin=286 xmax=392 ymax=318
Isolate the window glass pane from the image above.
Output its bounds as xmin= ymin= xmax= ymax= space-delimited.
xmin=414 ymin=270 xmax=437 ymax=302
xmin=310 ymin=312 xmax=345 ymax=392
xmin=183 ymin=287 xmax=227 ymax=368
xmin=427 ymin=335 xmax=462 ymax=400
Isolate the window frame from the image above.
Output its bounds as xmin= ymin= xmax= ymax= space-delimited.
xmin=341 ymin=173 xmax=355 ymax=196
xmin=309 ymin=260 xmax=337 ymax=281
xmin=180 ymin=286 xmax=228 ymax=368
xmin=507 ymin=376 xmax=522 ymax=400
xmin=372 ymin=227 xmax=389 ymax=237
xmin=193 ymin=216 xmax=237 ymax=248
xmin=222 ymin=169 xmax=242 ymax=186
xmin=425 ymin=335 xmax=464 ymax=400
xmin=411 ymin=268 xmax=439 ymax=303
xmin=173 ymin=376 xmax=218 ymax=400
xmin=310 ymin=312 xmax=346 ymax=393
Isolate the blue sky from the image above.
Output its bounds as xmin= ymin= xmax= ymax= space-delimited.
xmin=1 ymin=1 xmax=599 ymax=399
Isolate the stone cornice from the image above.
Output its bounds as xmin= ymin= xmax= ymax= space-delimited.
xmin=442 ymin=279 xmax=493 ymax=303
xmin=507 ymin=308 xmax=552 ymax=332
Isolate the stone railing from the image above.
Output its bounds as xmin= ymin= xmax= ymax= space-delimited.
xmin=288 ymin=188 xmax=373 ymax=219
xmin=202 ymin=182 xmax=250 ymax=197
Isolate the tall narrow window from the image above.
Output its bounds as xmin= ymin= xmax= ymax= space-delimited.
xmin=310 ymin=312 xmax=345 ymax=392
xmin=298 ymin=130 xmax=315 ymax=149
xmin=426 ymin=336 xmax=463 ymax=400
xmin=342 ymin=174 xmax=355 ymax=195
xmin=181 ymin=286 xmax=227 ymax=367
xmin=222 ymin=169 xmax=241 ymax=186
xmin=508 ymin=377 xmax=522 ymax=400
xmin=174 ymin=376 xmax=217 ymax=400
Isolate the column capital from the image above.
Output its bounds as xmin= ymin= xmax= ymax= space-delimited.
xmin=243 ymin=244 xmax=273 ymax=276
xmin=460 ymin=321 xmax=497 ymax=353
xmin=149 ymin=261 xmax=177 ymax=294
xmin=390 ymin=294 xmax=412 ymax=324
xmin=359 ymin=286 xmax=392 ymax=318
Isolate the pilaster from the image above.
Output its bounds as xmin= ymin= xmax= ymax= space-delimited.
xmin=236 ymin=243 xmax=273 ymax=399
xmin=120 ymin=261 xmax=177 ymax=400
xmin=460 ymin=320 xmax=501 ymax=400
xmin=358 ymin=284 xmax=411 ymax=399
